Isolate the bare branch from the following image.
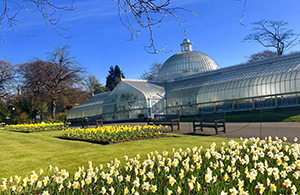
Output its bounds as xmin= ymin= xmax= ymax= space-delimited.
xmin=117 ymin=0 xmax=196 ymax=54
xmin=239 ymin=0 xmax=247 ymax=26
xmin=0 ymin=0 xmax=74 ymax=41
xmin=17 ymin=46 xmax=84 ymax=119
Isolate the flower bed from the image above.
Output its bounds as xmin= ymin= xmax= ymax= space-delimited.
xmin=1 ymin=137 xmax=299 ymax=194
xmin=60 ymin=125 xmax=167 ymax=144
xmin=5 ymin=122 xmax=68 ymax=132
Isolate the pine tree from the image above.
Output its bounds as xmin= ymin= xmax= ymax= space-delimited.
xmin=105 ymin=65 xmax=125 ymax=91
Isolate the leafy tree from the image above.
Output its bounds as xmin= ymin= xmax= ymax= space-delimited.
xmin=18 ymin=46 xmax=84 ymax=119
xmin=85 ymin=74 xmax=109 ymax=96
xmin=244 ymin=20 xmax=299 ymax=55
xmin=0 ymin=60 xmax=15 ymax=99
xmin=248 ymin=50 xmax=278 ymax=63
xmin=140 ymin=63 xmax=162 ymax=80
xmin=105 ymin=65 xmax=125 ymax=91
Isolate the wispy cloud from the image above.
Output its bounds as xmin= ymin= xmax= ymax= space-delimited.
xmin=17 ymin=0 xmax=118 ymax=27
xmin=60 ymin=0 xmax=118 ymax=23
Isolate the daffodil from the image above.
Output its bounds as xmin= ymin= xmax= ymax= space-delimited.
xmin=270 ymin=183 xmax=276 ymax=192
xmin=177 ymin=186 xmax=182 ymax=194
xmin=42 ymin=191 xmax=49 ymax=195
xmin=151 ymin=185 xmax=157 ymax=193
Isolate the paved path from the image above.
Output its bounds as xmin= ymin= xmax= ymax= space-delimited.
xmin=171 ymin=122 xmax=300 ymax=143
xmin=109 ymin=122 xmax=300 ymax=143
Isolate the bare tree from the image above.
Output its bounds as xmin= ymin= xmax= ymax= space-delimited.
xmin=140 ymin=62 xmax=162 ymax=80
xmin=248 ymin=50 xmax=278 ymax=63
xmin=244 ymin=20 xmax=299 ymax=55
xmin=85 ymin=74 xmax=109 ymax=96
xmin=18 ymin=46 xmax=84 ymax=119
xmin=0 ymin=60 xmax=15 ymax=98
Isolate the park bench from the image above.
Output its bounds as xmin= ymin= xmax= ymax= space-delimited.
xmin=81 ymin=117 xmax=89 ymax=128
xmin=96 ymin=118 xmax=104 ymax=128
xmin=147 ymin=114 xmax=180 ymax=132
xmin=193 ymin=113 xmax=226 ymax=134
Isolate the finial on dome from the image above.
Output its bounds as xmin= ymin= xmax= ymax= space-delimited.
xmin=180 ymin=30 xmax=193 ymax=52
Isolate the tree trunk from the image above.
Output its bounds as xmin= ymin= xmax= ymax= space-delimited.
xmin=51 ymin=100 xmax=56 ymax=120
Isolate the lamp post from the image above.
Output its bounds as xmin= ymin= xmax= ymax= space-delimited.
xmin=12 ymin=107 xmax=16 ymax=124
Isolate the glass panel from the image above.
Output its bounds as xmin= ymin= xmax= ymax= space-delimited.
xmin=277 ymin=94 xmax=298 ymax=106
xmin=198 ymin=103 xmax=215 ymax=113
xmin=254 ymin=96 xmax=276 ymax=108
xmin=216 ymin=101 xmax=232 ymax=112
xmin=234 ymin=99 xmax=252 ymax=110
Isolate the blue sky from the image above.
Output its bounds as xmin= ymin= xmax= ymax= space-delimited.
xmin=1 ymin=0 xmax=300 ymax=84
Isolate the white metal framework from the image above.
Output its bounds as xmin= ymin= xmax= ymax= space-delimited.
xmin=67 ymin=37 xmax=300 ymax=122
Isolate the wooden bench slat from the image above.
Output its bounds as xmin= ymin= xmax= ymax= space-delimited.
xmin=193 ymin=113 xmax=226 ymax=134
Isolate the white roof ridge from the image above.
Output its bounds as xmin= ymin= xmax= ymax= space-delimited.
xmin=122 ymin=78 xmax=148 ymax=82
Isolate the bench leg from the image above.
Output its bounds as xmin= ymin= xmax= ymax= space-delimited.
xmin=223 ymin=125 xmax=226 ymax=133
xmin=171 ymin=125 xmax=173 ymax=132
xmin=215 ymin=127 xmax=218 ymax=135
xmin=192 ymin=122 xmax=195 ymax=133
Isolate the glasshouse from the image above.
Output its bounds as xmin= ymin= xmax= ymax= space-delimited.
xmin=67 ymin=36 xmax=300 ymax=122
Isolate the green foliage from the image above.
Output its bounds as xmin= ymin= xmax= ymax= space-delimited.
xmin=56 ymin=112 xmax=68 ymax=122
xmin=17 ymin=112 xmax=29 ymax=123
xmin=0 ymin=100 xmax=9 ymax=122
xmin=14 ymin=93 xmax=48 ymax=120
xmin=283 ymin=115 xmax=300 ymax=122
xmin=105 ymin=65 xmax=125 ymax=91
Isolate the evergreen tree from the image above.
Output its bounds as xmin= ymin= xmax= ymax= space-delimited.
xmin=105 ymin=65 xmax=125 ymax=91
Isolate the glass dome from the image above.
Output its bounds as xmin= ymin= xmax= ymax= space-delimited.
xmin=157 ymin=37 xmax=219 ymax=81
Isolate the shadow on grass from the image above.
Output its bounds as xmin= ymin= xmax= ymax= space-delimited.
xmin=56 ymin=134 xmax=178 ymax=145
xmin=184 ymin=132 xmax=214 ymax=137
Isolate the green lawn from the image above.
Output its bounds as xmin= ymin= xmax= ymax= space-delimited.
xmin=0 ymin=128 xmax=231 ymax=179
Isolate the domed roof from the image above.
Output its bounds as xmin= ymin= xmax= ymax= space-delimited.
xmin=157 ymin=34 xmax=219 ymax=81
